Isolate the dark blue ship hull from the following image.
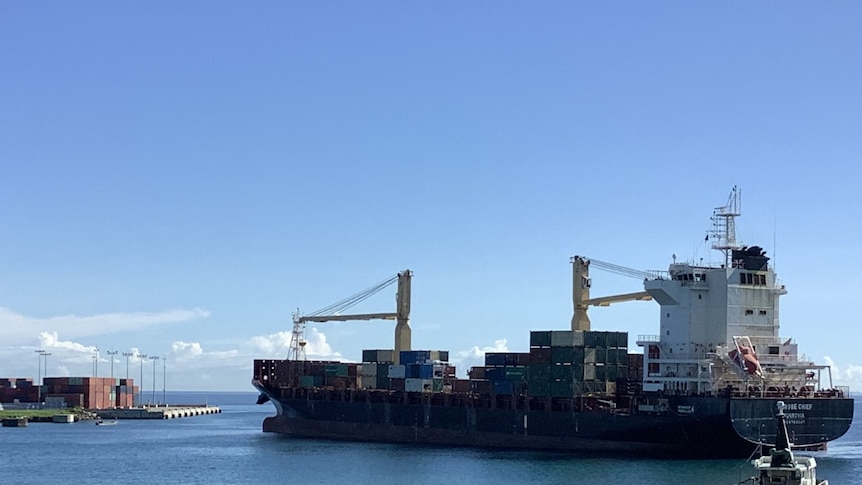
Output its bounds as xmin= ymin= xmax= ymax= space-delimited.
xmin=253 ymin=382 xmax=853 ymax=458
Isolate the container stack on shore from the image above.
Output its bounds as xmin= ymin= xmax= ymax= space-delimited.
xmin=43 ymin=377 xmax=138 ymax=409
xmin=0 ymin=378 xmax=39 ymax=404
xmin=1 ymin=377 xmax=138 ymax=409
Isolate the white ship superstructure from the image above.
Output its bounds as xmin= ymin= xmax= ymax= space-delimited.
xmin=632 ymin=188 xmax=833 ymax=397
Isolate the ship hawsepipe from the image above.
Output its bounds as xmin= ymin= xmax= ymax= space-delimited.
xmin=252 ymin=367 xmax=853 ymax=458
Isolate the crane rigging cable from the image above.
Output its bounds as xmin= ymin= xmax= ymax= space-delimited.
xmin=305 ymin=274 xmax=399 ymax=317
xmin=583 ymin=257 xmax=649 ymax=280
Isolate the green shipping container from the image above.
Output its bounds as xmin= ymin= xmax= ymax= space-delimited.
xmin=504 ymin=366 xmax=527 ymax=381
xmin=528 ymin=380 xmax=551 ymax=396
xmin=376 ymin=375 xmax=389 ymax=389
xmin=550 ymin=364 xmax=574 ymax=381
xmin=432 ymin=378 xmax=444 ymax=392
xmin=551 ymin=346 xmax=574 ymax=364
xmin=530 ymin=331 xmax=552 ymax=347
xmin=584 ymin=331 xmax=607 ymax=348
xmin=584 ymin=364 xmax=599 ymax=381
xmin=550 ymin=330 xmax=574 ymax=347
xmin=549 ymin=380 xmax=575 ymax=398
xmin=299 ymin=375 xmax=321 ymax=388
xmin=527 ymin=364 xmax=551 ymax=382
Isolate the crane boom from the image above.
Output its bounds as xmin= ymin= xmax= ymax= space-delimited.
xmin=289 ymin=270 xmax=413 ymax=364
xmin=298 ymin=313 xmax=397 ymax=323
xmin=570 ymin=256 xmax=653 ymax=331
xmin=585 ymin=291 xmax=652 ymax=307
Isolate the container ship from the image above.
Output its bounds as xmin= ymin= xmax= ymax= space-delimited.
xmin=253 ymin=188 xmax=853 ymax=457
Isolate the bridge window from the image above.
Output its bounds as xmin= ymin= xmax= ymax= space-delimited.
xmin=739 ymin=272 xmax=767 ymax=286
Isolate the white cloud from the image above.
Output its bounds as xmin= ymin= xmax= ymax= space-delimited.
xmin=39 ymin=331 xmax=97 ymax=354
xmin=172 ymin=341 xmax=204 ymax=361
xmin=450 ymin=338 xmax=509 ymax=377
xmin=457 ymin=338 xmax=509 ymax=360
xmin=246 ymin=331 xmax=291 ymax=355
xmin=822 ymin=356 xmax=862 ymax=390
xmin=241 ymin=327 xmax=342 ymax=361
xmin=0 ymin=306 xmax=210 ymax=343
xmin=303 ymin=328 xmax=342 ymax=360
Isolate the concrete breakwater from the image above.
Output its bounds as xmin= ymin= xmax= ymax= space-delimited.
xmin=96 ymin=404 xmax=221 ymax=420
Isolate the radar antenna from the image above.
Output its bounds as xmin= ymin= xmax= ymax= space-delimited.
xmin=709 ymin=186 xmax=742 ymax=266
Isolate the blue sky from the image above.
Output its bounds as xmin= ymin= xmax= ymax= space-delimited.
xmin=1 ymin=3 xmax=860 ymax=392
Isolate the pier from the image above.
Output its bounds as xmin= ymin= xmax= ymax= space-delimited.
xmin=96 ymin=404 xmax=221 ymax=420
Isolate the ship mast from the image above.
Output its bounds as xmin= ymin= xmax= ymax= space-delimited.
xmin=709 ymin=186 xmax=742 ymax=266
xmin=288 ymin=309 xmax=307 ymax=361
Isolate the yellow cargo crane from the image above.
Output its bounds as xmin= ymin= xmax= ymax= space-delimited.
xmin=289 ymin=270 xmax=412 ymax=364
xmin=570 ymin=256 xmax=653 ymax=331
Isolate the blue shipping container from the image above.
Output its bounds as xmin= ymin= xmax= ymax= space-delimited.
xmin=492 ymin=380 xmax=514 ymax=395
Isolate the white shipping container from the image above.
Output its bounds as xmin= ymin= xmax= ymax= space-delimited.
xmin=405 ymin=378 xmax=433 ymax=393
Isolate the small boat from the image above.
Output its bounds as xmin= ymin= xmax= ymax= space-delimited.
xmin=95 ymin=419 xmax=118 ymax=426
xmin=736 ymin=401 xmax=827 ymax=485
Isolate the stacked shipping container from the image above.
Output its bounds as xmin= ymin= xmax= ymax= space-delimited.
xmin=0 ymin=377 xmax=137 ymax=408
xmin=0 ymin=378 xmax=39 ymax=404
xmin=42 ymin=377 xmax=138 ymax=409
xmin=460 ymin=330 xmax=631 ymax=398
xmin=257 ymin=336 xmax=632 ymax=400
xmin=255 ymin=350 xmax=455 ymax=393
xmin=363 ymin=349 xmax=453 ymax=392
xmin=528 ymin=330 xmax=629 ymax=396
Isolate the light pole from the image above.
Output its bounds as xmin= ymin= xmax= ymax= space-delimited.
xmin=35 ymin=349 xmax=44 ymax=380
xmin=107 ymin=349 xmax=118 ymax=380
xmin=137 ymin=353 xmax=147 ymax=406
xmin=150 ymin=356 xmax=160 ymax=405
xmin=162 ymin=357 xmax=167 ymax=405
xmin=123 ymin=352 xmax=133 ymax=379
xmin=40 ymin=352 xmax=50 ymax=403
xmin=35 ymin=350 xmax=45 ymax=402
xmin=93 ymin=347 xmax=100 ymax=378
xmin=42 ymin=353 xmax=51 ymax=378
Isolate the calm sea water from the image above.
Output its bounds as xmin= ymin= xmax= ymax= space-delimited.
xmin=1 ymin=392 xmax=860 ymax=484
